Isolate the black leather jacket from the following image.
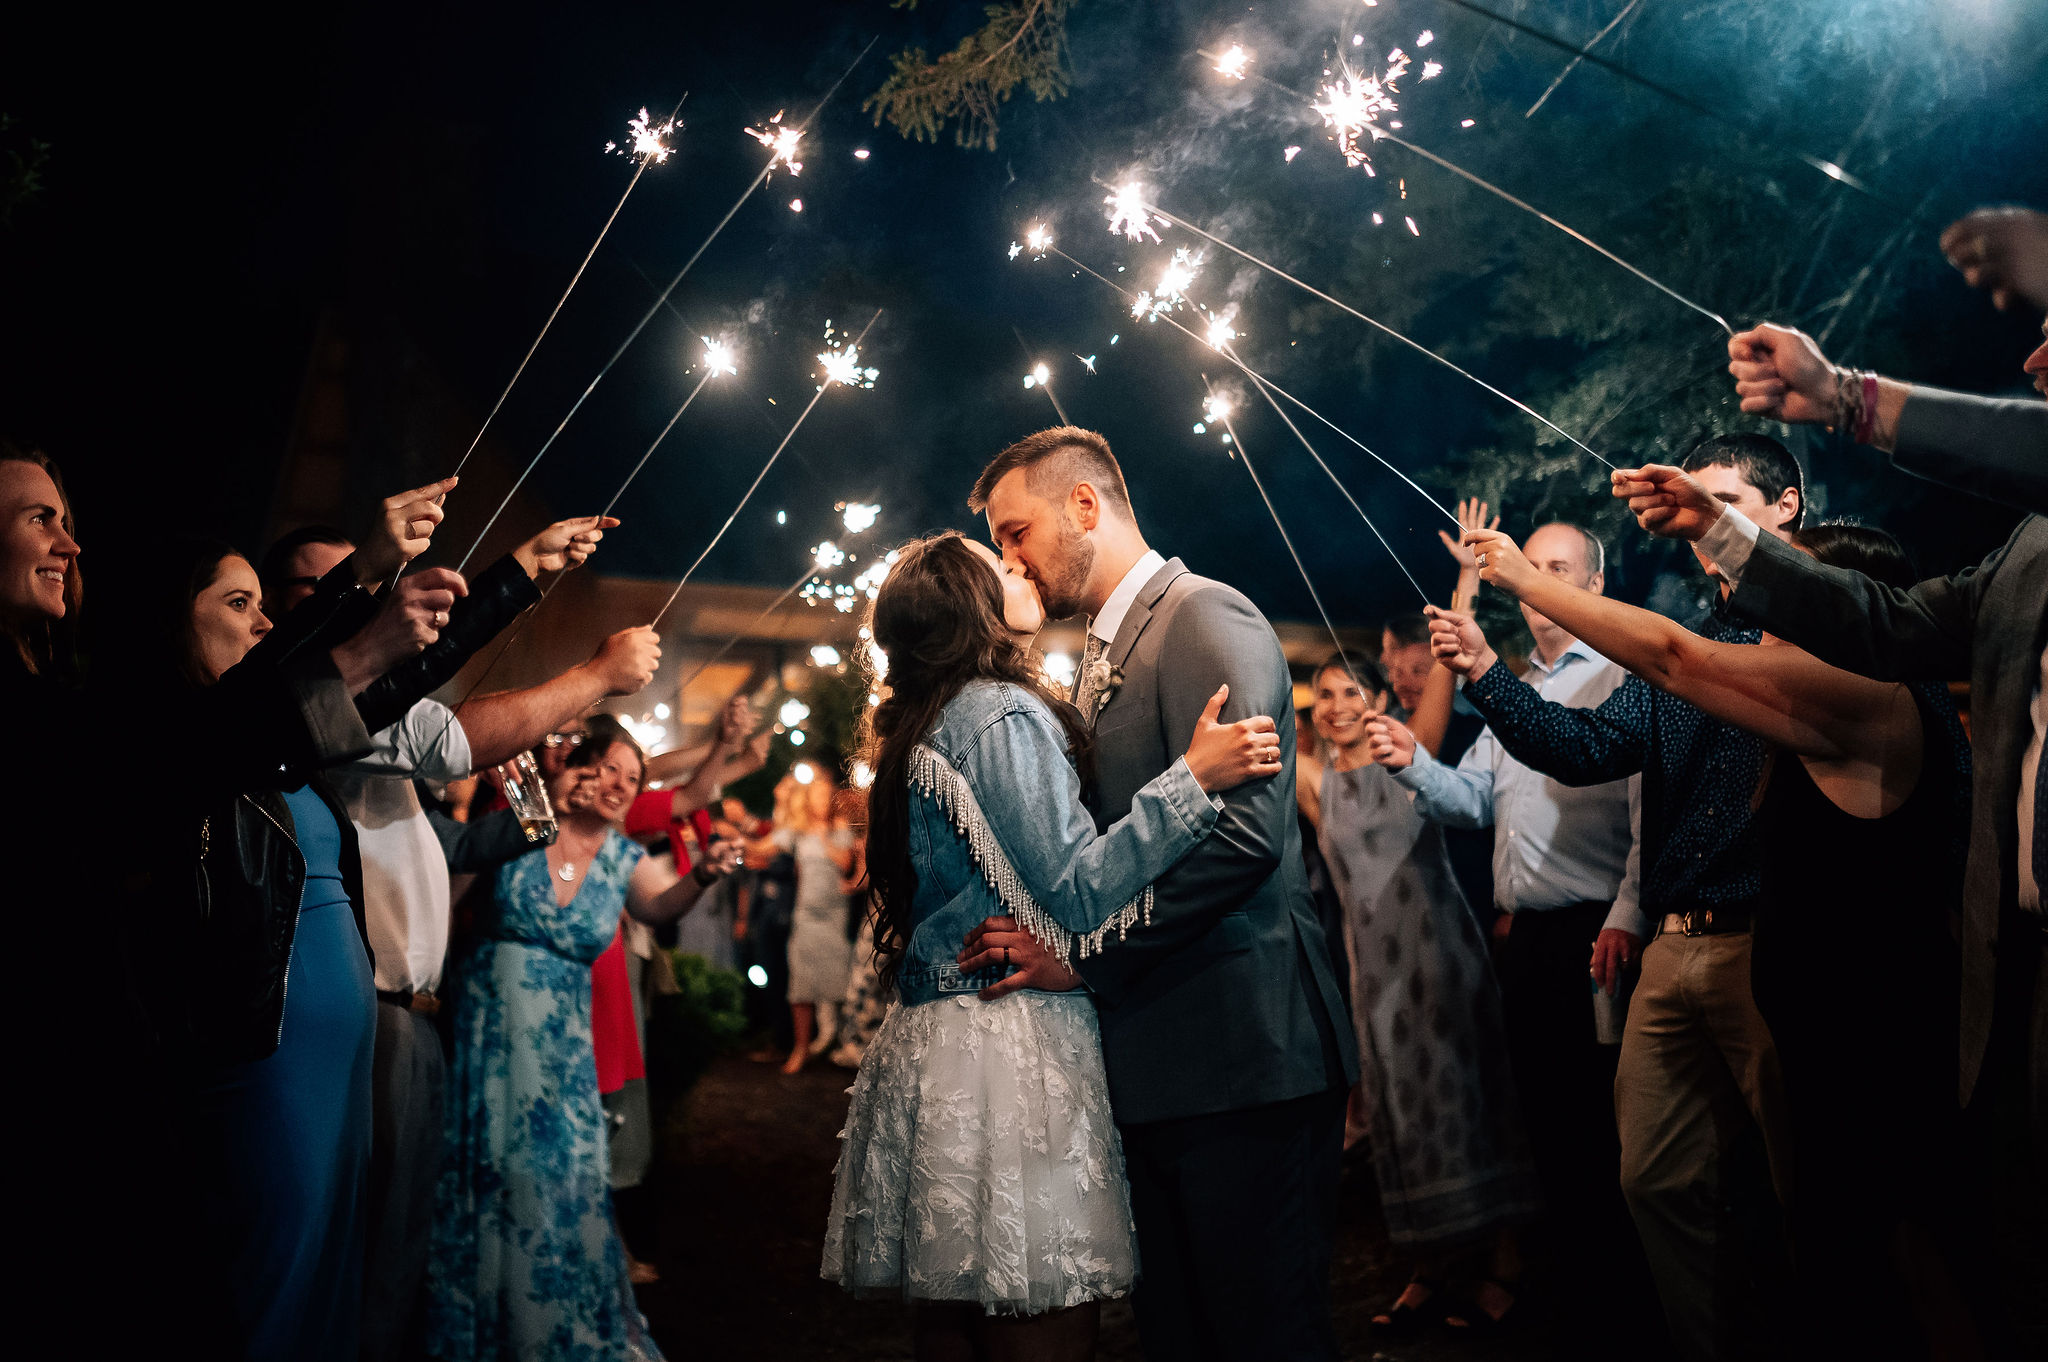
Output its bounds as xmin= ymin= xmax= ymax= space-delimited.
xmin=157 ymin=552 xmax=541 ymax=1064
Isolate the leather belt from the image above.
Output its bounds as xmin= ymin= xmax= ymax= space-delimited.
xmin=1660 ymin=905 xmax=1753 ymax=938
xmin=376 ymin=988 xmax=441 ymax=1017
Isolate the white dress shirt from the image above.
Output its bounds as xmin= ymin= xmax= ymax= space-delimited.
xmin=1394 ymin=639 xmax=1648 ymax=937
xmin=1700 ymin=504 xmax=2048 ymax=912
xmin=1090 ymin=549 xmax=1166 ymax=645
xmin=326 ymin=698 xmax=473 ymax=994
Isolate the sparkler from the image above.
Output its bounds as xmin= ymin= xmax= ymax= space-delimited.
xmin=1105 ymin=181 xmax=1163 ymax=243
xmin=1111 ymin=185 xmax=1617 ymax=466
xmin=1214 ymin=44 xmax=1251 ymax=80
xmin=1370 ymin=129 xmax=1733 ymax=334
xmin=446 ymin=37 xmax=877 ymax=575
xmin=595 ymin=337 xmax=739 ymax=520
xmin=1311 ymin=50 xmax=1409 ymax=171
xmin=607 ymin=106 xmax=679 ymax=163
xmin=651 ymin=309 xmax=885 ymax=627
xmin=745 ymin=110 xmax=805 ymax=177
xmin=446 ymin=95 xmax=684 ymax=491
xmin=1200 ymin=49 xmax=1733 ymax=336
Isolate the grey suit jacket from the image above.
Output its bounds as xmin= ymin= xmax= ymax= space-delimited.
xmin=1074 ymin=557 xmax=1359 ymax=1124
xmin=1728 ymin=517 xmax=2048 ymax=1103
xmin=1888 ymin=387 xmax=2048 ymax=517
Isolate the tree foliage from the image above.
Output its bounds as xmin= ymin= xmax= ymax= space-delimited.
xmin=866 ymin=0 xmax=1076 ymax=152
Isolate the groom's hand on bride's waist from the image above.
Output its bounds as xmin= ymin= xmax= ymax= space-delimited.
xmin=959 ymin=917 xmax=1081 ymax=1000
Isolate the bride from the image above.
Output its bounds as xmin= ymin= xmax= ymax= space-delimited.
xmin=821 ymin=532 xmax=1282 ymax=1360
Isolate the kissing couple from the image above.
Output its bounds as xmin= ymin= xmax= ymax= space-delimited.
xmin=822 ymin=427 xmax=1358 ymax=1361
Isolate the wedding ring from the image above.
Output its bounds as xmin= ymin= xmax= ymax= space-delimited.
xmin=1003 ymin=946 xmax=1011 ymax=968
xmin=1474 ymin=552 xmax=1488 ymax=567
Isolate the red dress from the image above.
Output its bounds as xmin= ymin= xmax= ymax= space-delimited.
xmin=589 ymin=792 xmax=715 ymax=1094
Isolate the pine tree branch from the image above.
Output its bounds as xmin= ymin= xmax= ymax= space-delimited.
xmin=865 ymin=0 xmax=1076 ymax=152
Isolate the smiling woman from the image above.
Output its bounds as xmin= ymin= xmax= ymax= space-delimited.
xmin=0 ymin=442 xmax=81 ymax=674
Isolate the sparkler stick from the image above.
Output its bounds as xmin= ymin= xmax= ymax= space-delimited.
xmin=448 ymin=36 xmax=879 ymax=576
xmin=1233 ymin=360 xmax=1431 ymax=604
xmin=1424 ymin=0 xmax=1892 ymax=205
xmin=1374 ymin=131 xmax=1730 ymax=335
xmin=1524 ymin=0 xmax=1639 ymax=119
xmin=1113 ymin=187 xmax=1617 ymax=468
xmin=1198 ymin=375 xmax=1366 ymax=669
xmin=448 ymin=98 xmax=684 ymax=485
xmin=650 ymin=309 xmax=885 ymax=627
xmin=672 ymin=562 xmax=819 ymax=698
xmin=598 ymin=338 xmax=736 ymax=520
xmin=1044 ymin=243 xmax=1459 ymax=528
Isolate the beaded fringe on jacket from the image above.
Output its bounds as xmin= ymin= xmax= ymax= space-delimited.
xmin=907 ymin=743 xmax=1150 ymax=968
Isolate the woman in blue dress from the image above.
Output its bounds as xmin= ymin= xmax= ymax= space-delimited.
xmin=428 ymin=727 xmax=736 ymax=1361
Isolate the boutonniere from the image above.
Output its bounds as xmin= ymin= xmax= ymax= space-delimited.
xmin=1086 ymin=657 xmax=1125 ymax=714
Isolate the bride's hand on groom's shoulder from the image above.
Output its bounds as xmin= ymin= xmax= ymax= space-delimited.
xmin=1184 ymin=684 xmax=1284 ymax=794
xmin=959 ymin=918 xmax=1080 ymax=1000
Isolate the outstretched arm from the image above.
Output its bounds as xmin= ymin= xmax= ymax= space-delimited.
xmin=1726 ymin=322 xmax=2048 ymax=516
xmin=1426 ymin=606 xmax=1651 ymax=787
xmin=1612 ymin=463 xmax=1993 ymax=682
xmin=1465 ymin=527 xmax=1917 ymax=762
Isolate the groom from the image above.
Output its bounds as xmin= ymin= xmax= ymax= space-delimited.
xmin=960 ymin=426 xmax=1357 ymax=1361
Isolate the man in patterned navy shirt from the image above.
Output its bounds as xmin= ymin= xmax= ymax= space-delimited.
xmin=1427 ymin=433 xmax=1806 ymax=1362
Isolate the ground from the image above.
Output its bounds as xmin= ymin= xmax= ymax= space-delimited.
xmin=634 ymin=1055 xmax=1558 ymax=1361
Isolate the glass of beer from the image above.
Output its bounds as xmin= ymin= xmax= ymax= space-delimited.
xmin=497 ymin=750 xmax=557 ymax=843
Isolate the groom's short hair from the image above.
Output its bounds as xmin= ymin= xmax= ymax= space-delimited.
xmin=969 ymin=426 xmax=1134 ymax=520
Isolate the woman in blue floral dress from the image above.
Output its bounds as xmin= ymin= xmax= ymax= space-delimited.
xmin=428 ymin=730 xmax=736 ymax=1361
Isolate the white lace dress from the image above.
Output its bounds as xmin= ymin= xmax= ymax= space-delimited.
xmin=821 ymin=989 xmax=1136 ymax=1314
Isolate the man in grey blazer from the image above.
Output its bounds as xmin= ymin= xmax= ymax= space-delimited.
xmin=960 ymin=426 xmax=1358 ymax=1361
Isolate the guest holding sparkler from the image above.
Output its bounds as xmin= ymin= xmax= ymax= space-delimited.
xmin=107 ymin=517 xmax=473 ymax=1361
xmin=1456 ymin=514 xmax=1976 ymax=1359
xmin=257 ymin=512 xmax=666 ymax=1362
xmin=1425 ymin=434 xmax=1807 ymax=1362
xmin=427 ymin=726 xmax=736 ymax=1362
xmin=1622 ymin=308 xmax=2048 ymax=1348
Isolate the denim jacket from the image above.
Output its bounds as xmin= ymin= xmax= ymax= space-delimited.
xmin=893 ymin=679 xmax=1224 ymax=1007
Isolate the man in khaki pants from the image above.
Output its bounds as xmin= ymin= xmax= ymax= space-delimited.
xmin=1428 ymin=432 xmax=1807 ymax=1361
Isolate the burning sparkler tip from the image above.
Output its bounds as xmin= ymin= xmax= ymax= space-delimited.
xmin=1214 ymin=44 xmax=1251 ymax=80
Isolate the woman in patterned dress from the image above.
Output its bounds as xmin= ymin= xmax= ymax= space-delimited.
xmin=428 ymin=729 xmax=736 ymax=1361
xmin=822 ymin=534 xmax=1284 ymax=1361
xmin=1299 ymin=649 xmax=1538 ymax=1334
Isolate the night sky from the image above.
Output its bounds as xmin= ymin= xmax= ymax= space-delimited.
xmin=5 ymin=1 xmax=2046 ymax=629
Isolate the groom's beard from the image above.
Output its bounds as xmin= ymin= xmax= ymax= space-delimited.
xmin=1035 ymin=519 xmax=1096 ymax=621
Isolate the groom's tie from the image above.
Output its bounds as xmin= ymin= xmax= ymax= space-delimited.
xmin=1074 ymin=632 xmax=1107 ymax=724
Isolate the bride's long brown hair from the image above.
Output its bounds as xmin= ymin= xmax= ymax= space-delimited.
xmin=860 ymin=532 xmax=1091 ymax=985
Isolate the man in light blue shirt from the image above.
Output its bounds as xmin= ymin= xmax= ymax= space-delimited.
xmin=1366 ymin=521 xmax=1656 ymax=1353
